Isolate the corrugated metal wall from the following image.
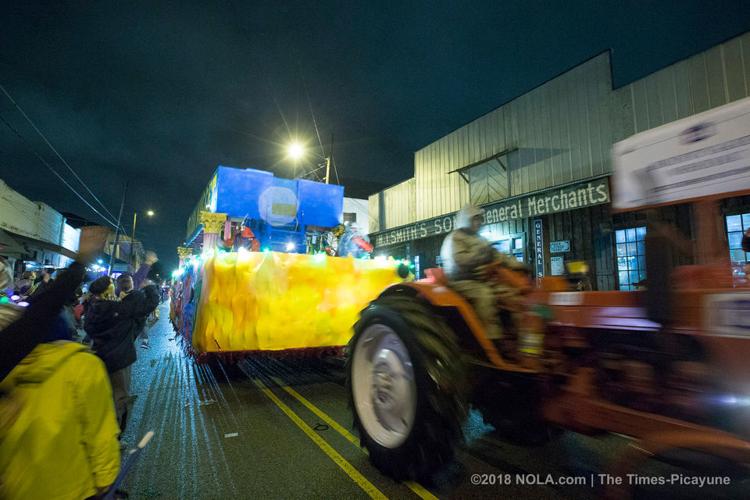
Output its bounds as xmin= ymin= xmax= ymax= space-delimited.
xmin=375 ymin=31 xmax=750 ymax=233
xmin=368 ymin=194 xmax=380 ymax=234
xmin=506 ymin=56 xmax=613 ymax=199
xmin=413 ymin=52 xmax=613 ymax=222
xmin=614 ymin=32 xmax=750 ymax=140
xmin=380 ymin=178 xmax=416 ymax=230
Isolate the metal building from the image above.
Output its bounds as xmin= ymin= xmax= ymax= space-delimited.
xmin=369 ymin=31 xmax=750 ymax=289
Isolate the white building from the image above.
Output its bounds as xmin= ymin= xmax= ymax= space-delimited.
xmin=0 ymin=178 xmax=80 ymax=271
xmin=343 ymin=197 xmax=370 ymax=234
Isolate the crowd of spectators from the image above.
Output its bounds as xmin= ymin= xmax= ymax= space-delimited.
xmin=0 ymin=232 xmax=161 ymax=499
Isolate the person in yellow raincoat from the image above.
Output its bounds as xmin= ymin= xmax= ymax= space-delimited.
xmin=0 ymin=341 xmax=120 ymax=499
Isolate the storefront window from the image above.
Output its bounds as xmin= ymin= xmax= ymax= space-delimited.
xmin=491 ymin=234 xmax=525 ymax=263
xmin=726 ymin=214 xmax=750 ymax=267
xmin=615 ymin=226 xmax=646 ymax=291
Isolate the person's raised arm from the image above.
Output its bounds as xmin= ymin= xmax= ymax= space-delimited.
xmin=0 ymin=228 xmax=107 ymax=380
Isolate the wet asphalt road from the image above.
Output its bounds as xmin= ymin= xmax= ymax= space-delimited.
xmin=119 ymin=303 xmax=748 ymax=499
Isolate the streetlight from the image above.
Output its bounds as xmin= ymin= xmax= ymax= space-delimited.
xmin=286 ymin=141 xmax=306 ymax=161
xmin=130 ymin=209 xmax=155 ymax=270
xmin=284 ymin=140 xmax=333 ymax=184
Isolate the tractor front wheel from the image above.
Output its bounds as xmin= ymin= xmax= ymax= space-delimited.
xmin=348 ymin=295 xmax=468 ymax=481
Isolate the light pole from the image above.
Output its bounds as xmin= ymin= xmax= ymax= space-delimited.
xmin=129 ymin=209 xmax=155 ymax=271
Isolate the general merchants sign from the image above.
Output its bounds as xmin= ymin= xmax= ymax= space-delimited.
xmin=373 ymin=177 xmax=610 ymax=247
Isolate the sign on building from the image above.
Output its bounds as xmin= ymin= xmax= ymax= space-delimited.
xmin=534 ymin=219 xmax=544 ymax=280
xmin=373 ymin=177 xmax=610 ymax=247
xmin=551 ymin=256 xmax=565 ymax=276
xmin=550 ymin=240 xmax=570 ymax=253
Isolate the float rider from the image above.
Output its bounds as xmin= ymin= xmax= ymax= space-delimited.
xmin=440 ymin=205 xmax=526 ymax=357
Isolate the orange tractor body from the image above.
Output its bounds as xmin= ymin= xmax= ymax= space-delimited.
xmin=347 ymin=97 xmax=750 ymax=491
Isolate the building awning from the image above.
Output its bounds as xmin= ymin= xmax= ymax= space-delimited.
xmin=0 ymin=228 xmax=25 ymax=256
xmin=448 ymin=147 xmax=518 ymax=182
xmin=6 ymin=231 xmax=77 ymax=259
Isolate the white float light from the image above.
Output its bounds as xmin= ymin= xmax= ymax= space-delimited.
xmin=313 ymin=252 xmax=327 ymax=263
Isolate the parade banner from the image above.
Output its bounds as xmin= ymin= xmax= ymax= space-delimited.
xmin=613 ymin=96 xmax=750 ymax=210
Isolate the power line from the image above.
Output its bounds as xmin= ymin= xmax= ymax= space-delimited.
xmin=303 ymin=78 xmax=326 ymax=159
xmin=332 ymin=156 xmax=340 ymax=184
xmin=0 ymin=83 xmax=120 ymax=223
xmin=0 ymin=111 xmax=121 ymax=230
xmin=302 ymin=74 xmax=341 ymax=184
xmin=330 ymin=141 xmax=340 ymax=185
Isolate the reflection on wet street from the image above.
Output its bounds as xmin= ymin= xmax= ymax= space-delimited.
xmin=121 ymin=304 xmax=748 ymax=499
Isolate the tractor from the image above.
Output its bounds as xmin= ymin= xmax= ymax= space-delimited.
xmin=347 ymin=96 xmax=750 ymax=490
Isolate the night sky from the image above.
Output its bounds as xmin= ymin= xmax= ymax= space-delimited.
xmin=2 ymin=1 xmax=750 ymax=271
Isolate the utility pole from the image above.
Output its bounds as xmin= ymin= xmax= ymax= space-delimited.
xmin=325 ymin=133 xmax=335 ymax=184
xmin=130 ymin=211 xmax=138 ymax=271
xmin=108 ymin=181 xmax=127 ymax=275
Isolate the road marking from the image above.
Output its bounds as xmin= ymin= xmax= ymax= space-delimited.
xmin=270 ymin=376 xmax=440 ymax=500
xmin=251 ymin=377 xmax=387 ymax=500
xmin=271 ymin=377 xmax=359 ymax=446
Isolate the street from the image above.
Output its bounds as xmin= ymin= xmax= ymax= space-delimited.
xmin=117 ymin=304 xmax=746 ymax=499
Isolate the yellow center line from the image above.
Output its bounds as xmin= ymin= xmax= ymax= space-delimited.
xmin=252 ymin=377 xmax=387 ymax=500
xmin=270 ymin=376 xmax=440 ymax=500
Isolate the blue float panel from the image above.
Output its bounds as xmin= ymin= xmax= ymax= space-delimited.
xmin=297 ymin=179 xmax=343 ymax=227
xmin=214 ymin=166 xmax=274 ymax=219
xmin=261 ymin=227 xmax=307 ymax=253
xmin=213 ymin=166 xmax=343 ymax=227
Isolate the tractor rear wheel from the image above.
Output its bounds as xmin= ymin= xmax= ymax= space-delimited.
xmin=347 ymin=294 xmax=468 ymax=481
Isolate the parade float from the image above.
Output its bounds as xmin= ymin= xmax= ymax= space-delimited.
xmin=170 ymin=166 xmax=406 ymax=360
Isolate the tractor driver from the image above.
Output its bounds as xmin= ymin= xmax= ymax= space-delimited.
xmin=440 ymin=205 xmax=526 ymax=355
